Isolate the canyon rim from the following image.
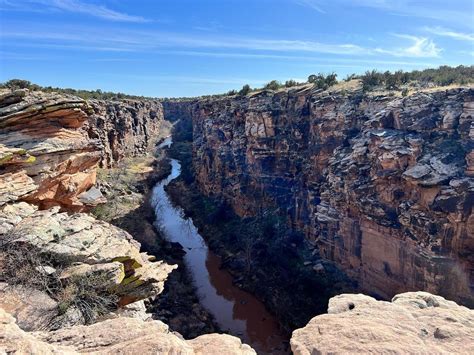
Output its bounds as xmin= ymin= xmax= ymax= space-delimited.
xmin=1 ymin=1 xmax=474 ymax=354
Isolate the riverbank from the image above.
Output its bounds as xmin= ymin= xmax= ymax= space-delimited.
xmin=165 ymin=139 xmax=354 ymax=333
xmin=90 ymin=141 xmax=218 ymax=339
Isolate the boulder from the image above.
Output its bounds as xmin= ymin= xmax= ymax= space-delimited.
xmin=290 ymin=292 xmax=474 ymax=355
xmin=0 ymin=307 xmax=256 ymax=354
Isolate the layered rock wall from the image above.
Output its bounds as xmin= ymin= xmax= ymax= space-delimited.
xmin=161 ymin=99 xmax=196 ymax=122
xmin=190 ymin=86 xmax=474 ymax=305
xmin=87 ymin=99 xmax=164 ymax=168
xmin=0 ymin=89 xmax=176 ymax=322
xmin=0 ymin=89 xmax=101 ymax=210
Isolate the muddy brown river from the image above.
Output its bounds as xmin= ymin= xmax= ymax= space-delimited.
xmin=151 ymin=138 xmax=289 ymax=354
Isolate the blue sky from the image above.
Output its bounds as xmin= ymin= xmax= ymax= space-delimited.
xmin=0 ymin=0 xmax=473 ymax=97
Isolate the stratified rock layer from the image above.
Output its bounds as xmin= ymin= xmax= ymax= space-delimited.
xmin=290 ymin=291 xmax=474 ymax=355
xmin=0 ymin=202 xmax=176 ymax=307
xmin=189 ymin=86 xmax=474 ymax=305
xmin=0 ymin=89 xmax=100 ymax=210
xmin=0 ymin=308 xmax=255 ymax=354
xmin=87 ymin=99 xmax=164 ymax=168
xmin=0 ymin=89 xmax=175 ymax=326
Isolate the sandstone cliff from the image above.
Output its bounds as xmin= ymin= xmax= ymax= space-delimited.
xmin=291 ymin=291 xmax=474 ymax=354
xmin=188 ymin=85 xmax=474 ymax=306
xmin=0 ymin=89 xmax=256 ymax=353
xmin=0 ymin=89 xmax=175 ymax=328
xmin=161 ymin=99 xmax=196 ymax=123
xmin=0 ymin=89 xmax=101 ymax=211
xmin=87 ymin=99 xmax=164 ymax=168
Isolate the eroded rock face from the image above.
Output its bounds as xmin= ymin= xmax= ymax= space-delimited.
xmin=0 ymin=201 xmax=176 ymax=308
xmin=0 ymin=307 xmax=256 ymax=354
xmin=0 ymin=89 xmax=101 ymax=210
xmin=290 ymin=291 xmax=474 ymax=355
xmin=161 ymin=99 xmax=197 ymax=122
xmin=0 ymin=89 xmax=175 ymax=330
xmin=87 ymin=99 xmax=164 ymax=168
xmin=190 ymin=87 xmax=474 ymax=305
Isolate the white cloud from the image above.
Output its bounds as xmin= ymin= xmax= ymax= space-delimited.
xmin=1 ymin=24 xmax=442 ymax=59
xmin=1 ymin=0 xmax=150 ymax=22
xmin=376 ymin=35 xmax=441 ymax=58
xmin=424 ymin=27 xmax=474 ymax=42
xmin=293 ymin=0 xmax=326 ymax=13
xmin=291 ymin=0 xmax=473 ymax=27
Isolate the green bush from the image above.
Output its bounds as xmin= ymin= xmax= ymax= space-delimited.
xmin=263 ymin=80 xmax=282 ymax=91
xmin=238 ymin=84 xmax=251 ymax=96
xmin=360 ymin=65 xmax=474 ymax=92
xmin=307 ymin=73 xmax=338 ymax=90
xmin=285 ymin=79 xmax=298 ymax=87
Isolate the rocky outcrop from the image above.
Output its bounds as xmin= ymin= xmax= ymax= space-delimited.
xmin=0 ymin=308 xmax=255 ymax=354
xmin=190 ymin=86 xmax=474 ymax=305
xmin=0 ymin=202 xmax=176 ymax=309
xmin=0 ymin=89 xmax=101 ymax=210
xmin=290 ymin=291 xmax=474 ymax=354
xmin=0 ymin=87 xmax=166 ymax=206
xmin=87 ymin=99 xmax=164 ymax=168
xmin=0 ymin=89 xmax=175 ymax=328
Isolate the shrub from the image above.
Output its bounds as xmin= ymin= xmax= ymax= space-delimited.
xmin=285 ymin=79 xmax=298 ymax=87
xmin=324 ymin=73 xmax=338 ymax=87
xmin=361 ymin=69 xmax=383 ymax=91
xmin=359 ymin=65 xmax=474 ymax=92
xmin=307 ymin=73 xmax=338 ymax=90
xmin=0 ymin=235 xmax=118 ymax=327
xmin=56 ymin=273 xmax=118 ymax=324
xmin=263 ymin=80 xmax=282 ymax=91
xmin=238 ymin=84 xmax=251 ymax=96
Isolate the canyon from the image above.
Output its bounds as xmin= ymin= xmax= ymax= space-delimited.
xmin=187 ymin=84 xmax=474 ymax=306
xmin=0 ymin=82 xmax=473 ymax=354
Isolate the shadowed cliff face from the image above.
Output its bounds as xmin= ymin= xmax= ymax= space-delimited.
xmin=185 ymin=86 xmax=474 ymax=306
xmin=87 ymin=99 xmax=164 ymax=168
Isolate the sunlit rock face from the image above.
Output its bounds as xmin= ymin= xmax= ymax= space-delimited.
xmin=1 ymin=308 xmax=256 ymax=355
xmin=87 ymin=99 xmax=164 ymax=168
xmin=290 ymin=291 xmax=474 ymax=355
xmin=190 ymin=86 xmax=474 ymax=305
xmin=0 ymin=89 xmax=101 ymax=211
xmin=0 ymin=89 xmax=165 ymax=209
xmin=0 ymin=89 xmax=174 ymax=328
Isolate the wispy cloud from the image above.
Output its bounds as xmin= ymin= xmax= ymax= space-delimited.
xmin=375 ymin=35 xmax=441 ymax=58
xmin=293 ymin=0 xmax=326 ymax=14
xmin=1 ymin=0 xmax=150 ymax=22
xmin=424 ymin=26 xmax=474 ymax=42
xmin=0 ymin=27 xmax=370 ymax=55
xmin=291 ymin=0 xmax=473 ymax=27
xmin=1 ymin=24 xmax=442 ymax=59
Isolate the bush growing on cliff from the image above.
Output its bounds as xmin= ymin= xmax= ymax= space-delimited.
xmin=55 ymin=273 xmax=118 ymax=325
xmin=2 ymin=79 xmax=41 ymax=91
xmin=238 ymin=84 xmax=252 ymax=96
xmin=307 ymin=73 xmax=338 ymax=90
xmin=0 ymin=235 xmax=119 ymax=327
xmin=359 ymin=65 xmax=474 ymax=91
xmin=263 ymin=80 xmax=283 ymax=91
xmin=0 ymin=79 xmax=155 ymax=101
xmin=284 ymin=79 xmax=298 ymax=87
